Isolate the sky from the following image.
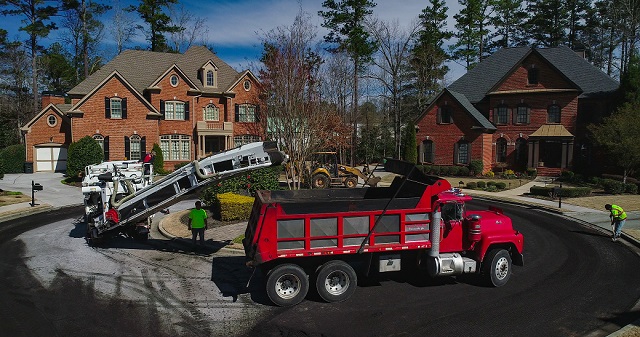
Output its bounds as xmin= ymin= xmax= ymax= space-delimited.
xmin=1 ymin=0 xmax=466 ymax=81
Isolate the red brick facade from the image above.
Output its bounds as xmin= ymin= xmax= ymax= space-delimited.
xmin=23 ymin=47 xmax=265 ymax=172
xmin=415 ymin=47 xmax=618 ymax=175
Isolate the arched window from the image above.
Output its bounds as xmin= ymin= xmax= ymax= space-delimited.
xmin=204 ymin=104 xmax=219 ymax=121
xmin=515 ymin=138 xmax=528 ymax=168
xmin=548 ymin=104 xmax=561 ymax=123
xmin=129 ymin=135 xmax=141 ymax=161
xmin=422 ymin=140 xmax=434 ymax=163
xmin=456 ymin=141 xmax=470 ymax=164
xmin=206 ymin=70 xmax=214 ymax=87
xmin=496 ymin=138 xmax=507 ymax=163
xmin=93 ymin=134 xmax=104 ymax=150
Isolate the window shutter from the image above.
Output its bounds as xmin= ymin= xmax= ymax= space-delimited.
xmin=255 ymin=105 xmax=260 ymax=122
xmin=185 ymin=102 xmax=190 ymax=120
xmin=105 ymin=97 xmax=111 ymax=119
xmin=160 ymin=100 xmax=165 ymax=119
xmin=467 ymin=142 xmax=471 ymax=164
xmin=104 ymin=136 xmax=110 ymax=160
xmin=492 ymin=108 xmax=497 ymax=124
xmin=141 ymin=136 xmax=146 ymax=154
xmin=121 ymin=98 xmax=128 ymax=119
xmin=431 ymin=142 xmax=435 ymax=163
xmin=526 ymin=107 xmax=531 ymax=124
xmin=235 ymin=103 xmax=240 ymax=122
xmin=124 ymin=136 xmax=130 ymax=160
xmin=436 ymin=108 xmax=442 ymax=124
xmin=454 ymin=143 xmax=459 ymax=164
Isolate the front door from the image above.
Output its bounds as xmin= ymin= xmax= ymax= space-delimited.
xmin=204 ymin=136 xmax=225 ymax=156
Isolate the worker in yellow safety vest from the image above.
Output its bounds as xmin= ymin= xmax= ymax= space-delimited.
xmin=605 ymin=204 xmax=626 ymax=242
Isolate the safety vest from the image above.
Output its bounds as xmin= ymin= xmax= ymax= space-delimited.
xmin=611 ymin=204 xmax=627 ymax=221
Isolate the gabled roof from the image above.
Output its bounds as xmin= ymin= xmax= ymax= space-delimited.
xmin=68 ymin=70 xmax=162 ymax=117
xmin=68 ymin=46 xmax=242 ymax=97
xmin=416 ymin=88 xmax=496 ymax=132
xmin=227 ymin=70 xmax=263 ymax=93
xmin=21 ymin=103 xmax=70 ymax=131
xmin=448 ymin=46 xmax=618 ymax=103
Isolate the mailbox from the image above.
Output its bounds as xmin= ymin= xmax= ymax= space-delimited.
xmin=32 ymin=183 xmax=43 ymax=191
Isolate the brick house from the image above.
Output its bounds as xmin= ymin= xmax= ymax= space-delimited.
xmin=21 ymin=46 xmax=264 ymax=172
xmin=415 ymin=46 xmax=619 ymax=176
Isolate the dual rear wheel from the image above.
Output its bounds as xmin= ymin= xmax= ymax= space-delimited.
xmin=266 ymin=260 xmax=357 ymax=307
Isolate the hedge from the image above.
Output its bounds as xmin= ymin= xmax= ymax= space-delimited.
xmin=217 ymin=192 xmax=254 ymax=221
xmin=601 ymin=179 xmax=625 ymax=194
xmin=0 ymin=144 xmax=25 ymax=173
xmin=529 ymin=186 xmax=592 ymax=198
xmin=477 ymin=181 xmax=486 ymax=188
xmin=466 ymin=182 xmax=477 ymax=189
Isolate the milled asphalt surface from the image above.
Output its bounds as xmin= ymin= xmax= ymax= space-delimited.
xmin=1 ymin=171 xmax=639 ymax=336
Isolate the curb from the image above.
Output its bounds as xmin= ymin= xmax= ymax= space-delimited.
xmin=0 ymin=204 xmax=55 ymax=223
xmin=156 ymin=213 xmax=245 ymax=255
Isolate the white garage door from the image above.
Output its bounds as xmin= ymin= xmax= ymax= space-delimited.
xmin=35 ymin=146 xmax=67 ymax=172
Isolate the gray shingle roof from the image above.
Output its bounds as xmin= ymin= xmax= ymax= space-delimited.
xmin=68 ymin=46 xmax=241 ymax=96
xmin=447 ymin=89 xmax=496 ymax=131
xmin=448 ymin=46 xmax=618 ymax=102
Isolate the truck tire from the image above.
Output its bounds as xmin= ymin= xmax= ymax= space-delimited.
xmin=312 ymin=173 xmax=330 ymax=189
xmin=315 ymin=260 xmax=357 ymax=303
xmin=482 ymin=249 xmax=512 ymax=287
xmin=344 ymin=176 xmax=358 ymax=188
xmin=266 ymin=264 xmax=309 ymax=307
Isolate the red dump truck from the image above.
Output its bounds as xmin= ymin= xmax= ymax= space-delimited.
xmin=243 ymin=159 xmax=524 ymax=306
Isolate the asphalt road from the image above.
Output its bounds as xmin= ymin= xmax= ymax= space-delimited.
xmin=0 ymin=201 xmax=639 ymax=337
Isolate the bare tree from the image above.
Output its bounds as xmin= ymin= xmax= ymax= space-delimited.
xmin=168 ymin=4 xmax=208 ymax=53
xmin=320 ymin=51 xmax=353 ymax=163
xmin=366 ymin=17 xmax=419 ymax=159
xmin=259 ymin=10 xmax=350 ymax=189
xmin=110 ymin=0 xmax=137 ymax=55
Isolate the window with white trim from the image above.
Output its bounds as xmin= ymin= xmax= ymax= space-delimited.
xmin=129 ymin=135 xmax=141 ymax=161
xmin=110 ymin=98 xmax=122 ymax=119
xmin=236 ymin=104 xmax=257 ymax=122
xmin=204 ymin=104 xmax=219 ymax=121
xmin=47 ymin=115 xmax=57 ymax=127
xmin=165 ymin=101 xmax=186 ymax=120
xmin=422 ymin=140 xmax=434 ymax=163
xmin=206 ymin=70 xmax=214 ymax=87
xmin=160 ymin=134 xmax=190 ymax=160
xmin=234 ymin=135 xmax=261 ymax=147
xmin=93 ymin=134 xmax=104 ymax=150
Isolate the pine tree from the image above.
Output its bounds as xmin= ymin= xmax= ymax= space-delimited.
xmin=451 ymin=0 xmax=494 ymax=69
xmin=127 ymin=0 xmax=183 ymax=52
xmin=488 ymin=0 xmax=528 ymax=51
xmin=525 ymin=0 xmax=568 ymax=47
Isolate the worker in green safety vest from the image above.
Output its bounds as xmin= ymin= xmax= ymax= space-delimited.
xmin=605 ymin=204 xmax=626 ymax=242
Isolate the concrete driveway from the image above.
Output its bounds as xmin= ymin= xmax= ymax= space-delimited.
xmin=0 ymin=172 xmax=82 ymax=208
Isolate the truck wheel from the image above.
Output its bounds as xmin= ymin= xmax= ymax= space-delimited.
xmin=266 ymin=264 xmax=309 ymax=307
xmin=312 ymin=173 xmax=330 ymax=189
xmin=482 ymin=249 xmax=512 ymax=287
xmin=315 ymin=260 xmax=357 ymax=303
xmin=344 ymin=176 xmax=358 ymax=188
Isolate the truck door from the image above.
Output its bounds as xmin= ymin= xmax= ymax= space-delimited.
xmin=440 ymin=202 xmax=464 ymax=252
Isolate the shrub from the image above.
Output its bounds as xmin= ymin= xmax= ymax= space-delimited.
xmin=151 ymin=143 xmax=166 ymax=174
xmin=495 ymin=182 xmax=507 ymax=190
xmin=625 ymin=183 xmax=638 ymax=194
xmin=560 ymin=170 xmax=575 ymax=182
xmin=458 ymin=166 xmax=470 ymax=176
xmin=0 ymin=144 xmax=25 ymax=174
xmin=431 ymin=166 xmax=441 ymax=175
xmin=529 ymin=186 xmax=592 ymax=198
xmin=503 ymin=169 xmax=515 ymax=178
xmin=217 ymin=192 xmax=254 ymax=221
xmin=602 ymin=174 xmax=639 ymax=184
xmin=487 ymin=181 xmax=497 ymax=187
xmin=526 ymin=168 xmax=537 ymax=177
xmin=201 ymin=166 xmax=282 ymax=206
xmin=0 ymin=159 xmax=4 ymax=179
xmin=477 ymin=181 xmax=486 ymax=188
xmin=466 ymin=182 xmax=477 ymax=189
xmin=483 ymin=170 xmax=495 ymax=178
xmin=67 ymin=136 xmax=103 ymax=178
xmin=485 ymin=185 xmax=498 ymax=192
xmin=468 ymin=160 xmax=483 ymax=176
xmin=602 ymin=179 xmax=625 ymax=194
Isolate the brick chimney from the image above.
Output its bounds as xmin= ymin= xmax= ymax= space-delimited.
xmin=41 ymin=91 xmax=66 ymax=107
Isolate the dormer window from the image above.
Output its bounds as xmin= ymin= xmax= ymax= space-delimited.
xmin=206 ymin=70 xmax=214 ymax=87
xmin=201 ymin=61 xmax=217 ymax=88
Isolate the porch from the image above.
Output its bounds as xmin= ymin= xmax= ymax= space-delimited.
xmin=195 ymin=121 xmax=234 ymax=159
